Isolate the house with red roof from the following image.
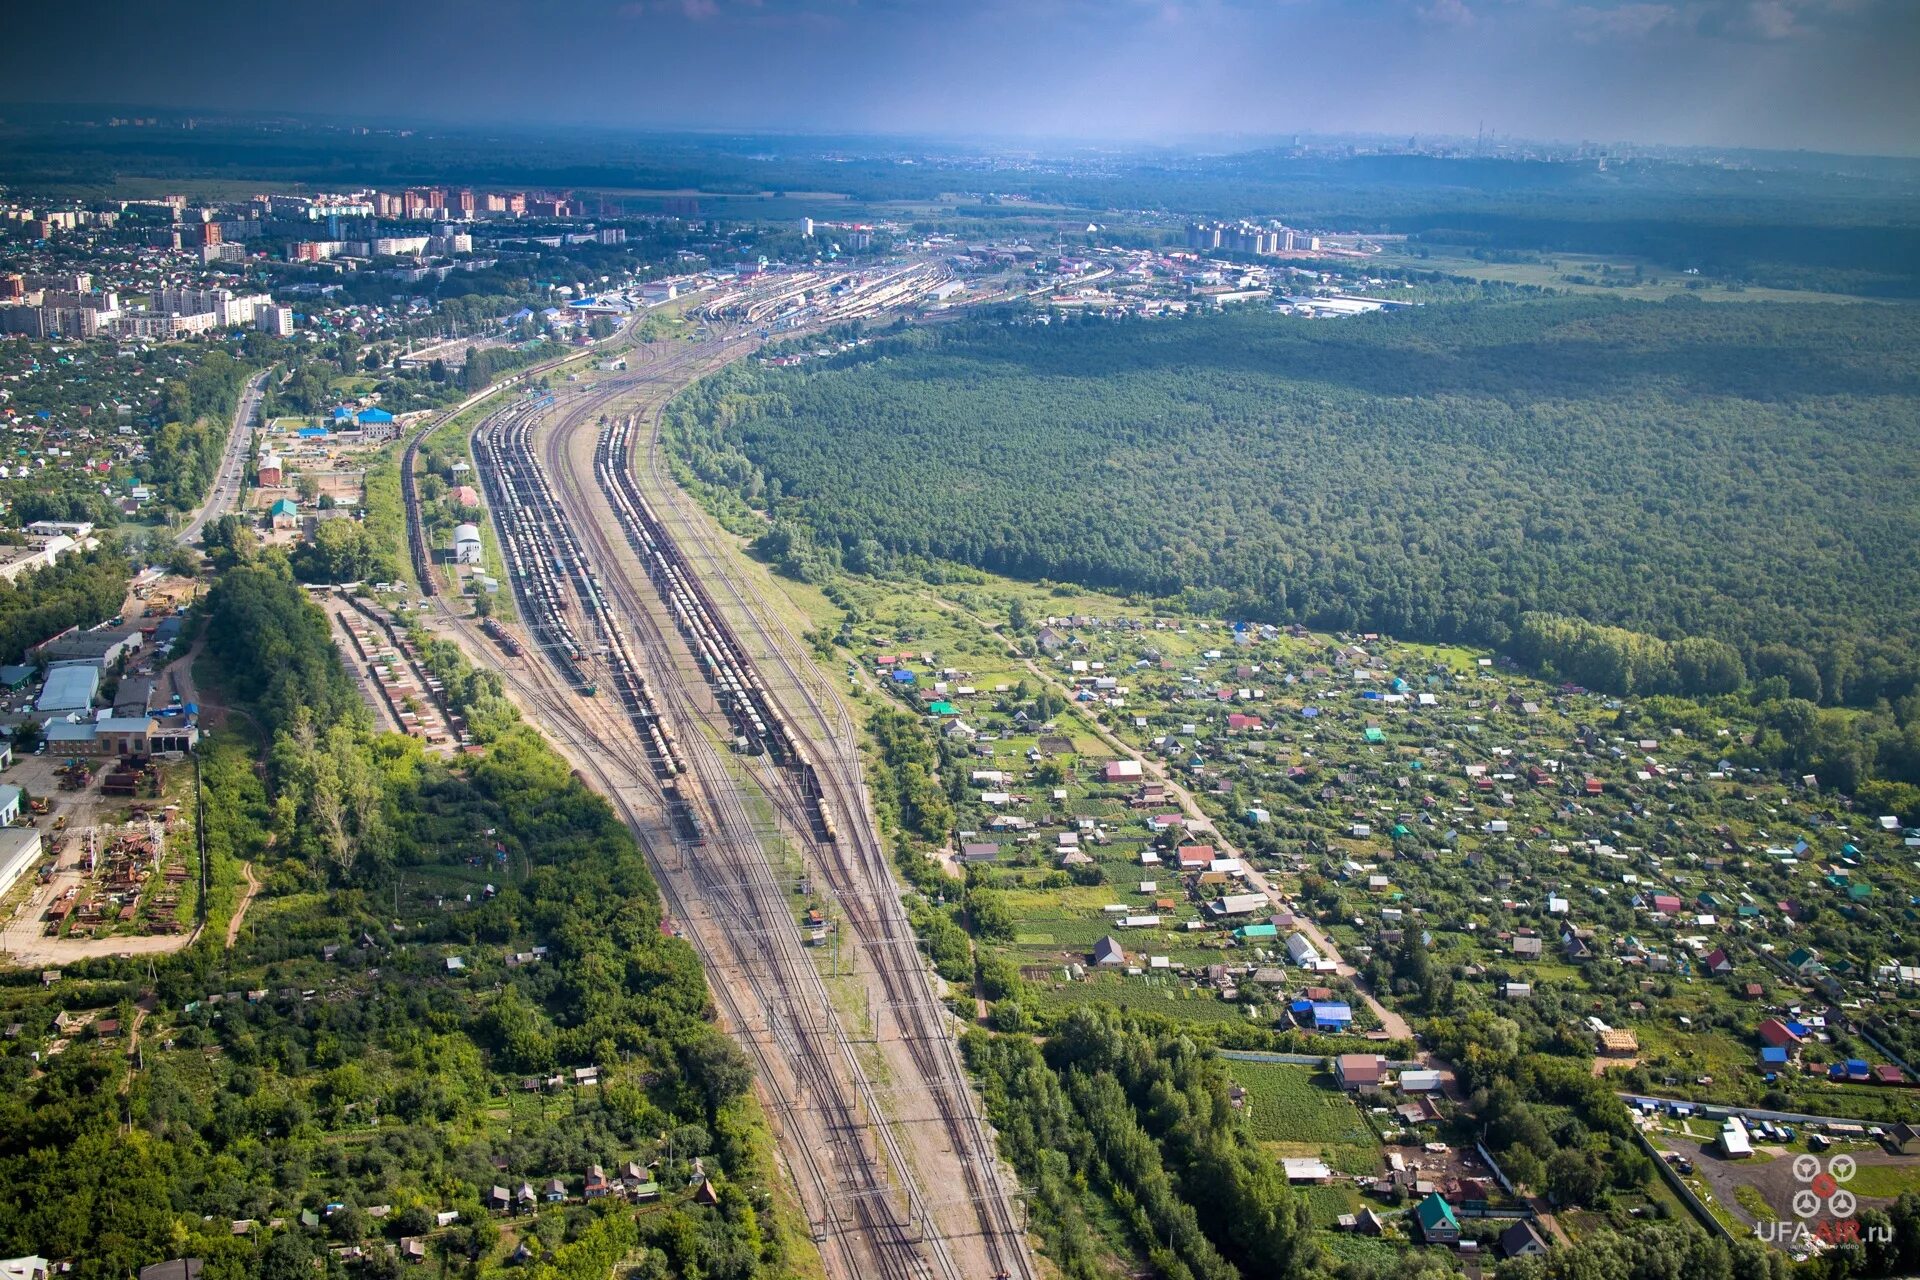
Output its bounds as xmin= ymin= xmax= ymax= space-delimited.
xmin=1177 ymin=845 xmax=1215 ymax=871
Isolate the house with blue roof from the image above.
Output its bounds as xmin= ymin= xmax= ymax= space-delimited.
xmin=1760 ymin=1046 xmax=1789 ymax=1066
xmin=356 ymin=407 xmax=394 ymax=426
xmin=1310 ymin=1002 xmax=1352 ymax=1031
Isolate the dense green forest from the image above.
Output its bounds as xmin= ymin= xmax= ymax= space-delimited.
xmin=0 ymin=545 xmax=130 ymax=665
xmin=670 ymin=299 xmax=1920 ymax=706
xmin=0 ymin=565 xmax=797 ymax=1279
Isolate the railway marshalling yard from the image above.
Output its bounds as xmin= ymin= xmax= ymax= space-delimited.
xmin=390 ymin=280 xmax=1035 ymax=1280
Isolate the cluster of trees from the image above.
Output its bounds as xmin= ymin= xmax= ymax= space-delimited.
xmin=0 ymin=545 xmax=129 ymax=664
xmin=866 ymin=707 xmax=956 ymax=876
xmin=966 ymin=1011 xmax=1317 ymax=1280
xmin=1513 ymin=613 xmax=1746 ymax=699
xmin=0 ymin=563 xmax=790 ymax=1278
xmin=288 ymin=518 xmax=394 ymax=585
xmin=147 ymin=349 xmax=256 ymax=511
xmin=460 ymin=338 xmax=555 ymax=394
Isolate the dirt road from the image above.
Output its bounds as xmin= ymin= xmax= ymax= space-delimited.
xmin=922 ymin=591 xmax=1418 ymax=1043
xmin=226 ymin=861 xmax=261 ymax=946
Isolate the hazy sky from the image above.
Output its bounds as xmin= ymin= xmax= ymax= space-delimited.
xmin=5 ymin=0 xmax=1917 ymax=155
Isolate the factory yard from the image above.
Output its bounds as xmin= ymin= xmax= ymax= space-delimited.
xmin=1644 ymin=1110 xmax=1920 ymax=1251
xmin=0 ymin=752 xmax=198 ymax=967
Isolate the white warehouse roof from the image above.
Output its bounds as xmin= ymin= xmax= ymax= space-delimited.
xmin=36 ymin=664 xmax=99 ymax=713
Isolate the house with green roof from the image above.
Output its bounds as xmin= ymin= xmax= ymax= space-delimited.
xmin=268 ymin=498 xmax=300 ymax=529
xmin=1787 ymin=947 xmax=1823 ymax=975
xmin=1414 ymin=1192 xmax=1460 ymax=1244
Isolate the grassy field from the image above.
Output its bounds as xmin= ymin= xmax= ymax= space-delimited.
xmin=1843 ymin=1162 xmax=1920 ymax=1200
xmin=1025 ymin=975 xmax=1257 ymax=1025
xmin=1384 ymin=246 xmax=1880 ymax=304
xmin=1230 ymin=1061 xmax=1377 ymax=1148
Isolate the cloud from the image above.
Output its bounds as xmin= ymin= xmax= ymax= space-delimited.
xmin=617 ymin=0 xmax=724 ymax=17
xmin=1419 ymin=0 xmax=1477 ymax=25
xmin=1744 ymin=0 xmax=1803 ymax=37
xmin=1569 ymin=2 xmax=1682 ymax=39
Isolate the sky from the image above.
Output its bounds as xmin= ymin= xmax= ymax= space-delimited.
xmin=3 ymin=0 xmax=1917 ymax=156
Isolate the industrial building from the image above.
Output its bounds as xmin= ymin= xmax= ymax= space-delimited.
xmin=36 ymin=664 xmax=100 ymax=713
xmin=454 ymin=522 xmax=483 ymax=565
xmin=0 ymin=827 xmax=43 ymax=904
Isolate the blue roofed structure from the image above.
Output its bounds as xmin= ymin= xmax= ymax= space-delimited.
xmin=1310 ymin=1002 xmax=1353 ymax=1029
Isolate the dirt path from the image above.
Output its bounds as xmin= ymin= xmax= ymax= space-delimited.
xmin=226 ymin=861 xmax=261 ymax=946
xmin=918 ymin=590 xmax=1419 ymax=1043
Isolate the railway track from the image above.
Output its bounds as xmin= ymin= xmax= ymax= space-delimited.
xmin=547 ymin=342 xmax=1032 ymax=1280
xmin=429 ymin=604 xmax=927 ymax=1280
xmin=429 ymin=320 xmax=1033 ymax=1279
xmin=458 ymin=354 xmax=955 ymax=1280
xmin=620 ymin=398 xmax=1036 ymax=1280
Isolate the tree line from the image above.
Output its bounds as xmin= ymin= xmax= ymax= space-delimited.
xmin=669 ymin=299 xmax=1920 ymax=777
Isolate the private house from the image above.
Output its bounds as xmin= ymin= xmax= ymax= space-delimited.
xmin=1311 ymin=1002 xmax=1353 ymax=1031
xmin=1501 ymin=1221 xmax=1548 ymax=1259
xmin=1758 ymin=1018 xmax=1805 ymax=1049
xmin=1597 ymin=1028 xmax=1639 ymax=1057
xmin=269 ymin=498 xmax=299 ymax=529
xmin=1703 ymin=948 xmax=1734 ymax=975
xmin=1334 ymin=1053 xmax=1384 ymax=1094
xmin=1414 ymin=1193 xmax=1461 ymax=1244
xmin=1282 ymin=1158 xmax=1332 ymax=1183
xmin=1092 ymin=936 xmax=1126 ymax=967
xmin=1787 ymin=947 xmax=1823 ymax=975
xmin=1177 ymin=844 xmax=1215 ymax=870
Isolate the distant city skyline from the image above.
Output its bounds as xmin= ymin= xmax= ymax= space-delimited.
xmin=3 ymin=0 xmax=1917 ymax=158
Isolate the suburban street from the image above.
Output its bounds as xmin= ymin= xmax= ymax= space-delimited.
xmin=176 ymin=366 xmax=269 ymax=546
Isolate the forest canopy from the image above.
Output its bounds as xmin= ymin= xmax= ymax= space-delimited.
xmin=671 ymin=298 xmax=1920 ymax=709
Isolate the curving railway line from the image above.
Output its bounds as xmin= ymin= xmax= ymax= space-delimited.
xmin=619 ymin=402 xmax=1037 ymax=1280
xmin=419 ymin=322 xmax=1034 ymax=1280
xmin=464 ymin=370 xmax=941 ymax=1279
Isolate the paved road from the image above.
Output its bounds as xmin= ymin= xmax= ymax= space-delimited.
xmin=177 ymin=367 xmax=270 ymax=547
